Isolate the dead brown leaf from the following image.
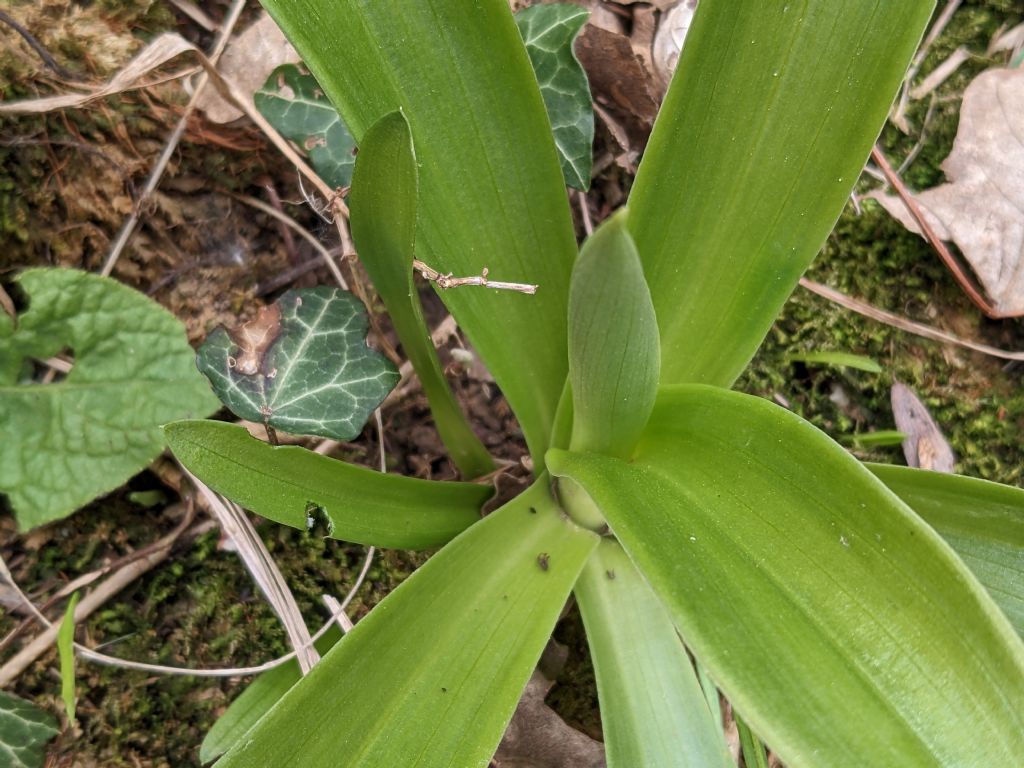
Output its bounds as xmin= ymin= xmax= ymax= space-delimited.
xmin=195 ymin=13 xmax=297 ymax=123
xmin=891 ymin=381 xmax=956 ymax=473
xmin=869 ymin=67 xmax=1024 ymax=316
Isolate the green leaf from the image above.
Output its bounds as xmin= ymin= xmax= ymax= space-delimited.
xmin=788 ymin=351 xmax=882 ymax=373
xmin=350 ymin=111 xmax=493 ymax=479
xmin=574 ymin=539 xmax=731 ymax=768
xmin=514 ymin=3 xmax=593 ymax=190
xmin=57 ymin=592 xmax=79 ymax=722
xmin=165 ymin=420 xmax=488 ymax=549
xmin=261 ymin=0 xmax=577 ymax=466
xmin=843 ymin=430 xmax=907 ymax=448
xmin=548 ymin=385 xmax=1024 ymax=767
xmin=627 ymin=1 xmax=933 ymax=387
xmin=215 ymin=480 xmax=598 ymax=767
xmin=0 ymin=268 xmax=219 ymax=530
xmin=196 ymin=287 xmax=398 ymax=441
xmin=736 ymin=713 xmax=771 ymax=768
xmin=255 ymin=64 xmax=356 ymax=190
xmin=869 ymin=464 xmax=1024 ymax=637
xmin=0 ymin=691 xmax=58 ymax=768
xmin=201 ymin=626 xmax=343 ymax=763
xmin=568 ymin=211 xmax=659 ymax=459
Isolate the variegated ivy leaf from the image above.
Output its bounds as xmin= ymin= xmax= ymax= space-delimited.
xmin=515 ymin=3 xmax=594 ymax=191
xmin=255 ymin=64 xmax=357 ymax=190
xmin=0 ymin=690 xmax=59 ymax=768
xmin=196 ymin=287 xmax=398 ymax=440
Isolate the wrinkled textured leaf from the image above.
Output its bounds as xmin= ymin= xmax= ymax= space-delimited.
xmin=0 ymin=690 xmax=58 ymax=768
xmin=627 ymin=1 xmax=932 ymax=388
xmin=515 ymin=4 xmax=594 ymax=190
xmin=255 ymin=63 xmax=356 ymax=189
xmin=261 ymin=0 xmax=577 ymax=466
xmin=0 ymin=268 xmax=219 ymax=530
xmin=870 ymin=464 xmax=1024 ymax=637
xmin=201 ymin=627 xmax=343 ymax=763
xmin=548 ymin=385 xmax=1024 ymax=767
xmin=215 ymin=481 xmax=598 ymax=768
xmin=568 ymin=211 xmax=659 ymax=459
xmin=196 ymin=287 xmax=397 ymax=441
xmin=868 ymin=68 xmax=1024 ymax=315
xmin=575 ymin=539 xmax=731 ymax=768
xmin=165 ymin=420 xmax=487 ymax=549
xmin=350 ymin=111 xmax=493 ymax=478
xmin=58 ymin=592 xmax=79 ymax=722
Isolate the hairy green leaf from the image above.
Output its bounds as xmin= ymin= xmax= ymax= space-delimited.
xmin=870 ymin=464 xmax=1024 ymax=637
xmin=350 ymin=111 xmax=493 ymax=478
xmin=568 ymin=211 xmax=659 ymax=459
xmin=201 ymin=626 xmax=343 ymax=763
xmin=215 ymin=481 xmax=598 ymax=767
xmin=627 ymin=1 xmax=933 ymax=387
xmin=57 ymin=592 xmax=79 ymax=722
xmin=548 ymin=385 xmax=1024 ymax=767
xmin=515 ymin=3 xmax=593 ymax=190
xmin=196 ymin=287 xmax=397 ymax=441
xmin=255 ymin=64 xmax=356 ymax=189
xmin=165 ymin=420 xmax=488 ymax=549
xmin=0 ymin=268 xmax=219 ymax=530
xmin=0 ymin=691 xmax=58 ymax=768
xmin=575 ymin=539 xmax=731 ymax=768
xmin=261 ymin=0 xmax=577 ymax=466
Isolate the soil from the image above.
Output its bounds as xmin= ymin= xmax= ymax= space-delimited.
xmin=1 ymin=1 xmax=1023 ymax=766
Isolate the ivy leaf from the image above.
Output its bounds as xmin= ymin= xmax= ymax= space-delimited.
xmin=515 ymin=3 xmax=594 ymax=190
xmin=196 ymin=287 xmax=398 ymax=440
xmin=0 ymin=268 xmax=220 ymax=530
xmin=0 ymin=690 xmax=59 ymax=768
xmin=255 ymin=63 xmax=357 ymax=190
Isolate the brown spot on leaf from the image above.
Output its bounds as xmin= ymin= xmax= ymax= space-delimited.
xmin=227 ymin=303 xmax=282 ymax=376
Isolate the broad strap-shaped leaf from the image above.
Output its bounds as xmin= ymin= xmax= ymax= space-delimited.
xmin=201 ymin=627 xmax=343 ymax=764
xmin=261 ymin=0 xmax=578 ymax=465
xmin=0 ymin=268 xmax=218 ymax=529
xmin=575 ymin=539 xmax=731 ymax=768
xmin=350 ymin=111 xmax=493 ymax=479
xmin=548 ymin=385 xmax=1024 ymax=767
xmin=627 ymin=1 xmax=933 ymax=387
xmin=515 ymin=3 xmax=594 ymax=190
xmin=255 ymin=64 xmax=357 ymax=190
xmin=165 ymin=420 xmax=488 ymax=549
xmin=568 ymin=211 xmax=659 ymax=459
xmin=0 ymin=691 xmax=58 ymax=768
xmin=196 ymin=287 xmax=397 ymax=441
xmin=215 ymin=481 xmax=599 ymax=767
xmin=870 ymin=463 xmax=1024 ymax=637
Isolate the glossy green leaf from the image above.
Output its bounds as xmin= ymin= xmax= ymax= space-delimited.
xmin=201 ymin=626 xmax=343 ymax=764
xmin=57 ymin=592 xmax=79 ymax=722
xmin=196 ymin=287 xmax=398 ymax=441
xmin=568 ymin=211 xmax=659 ymax=459
xmin=515 ymin=3 xmax=593 ymax=190
xmin=788 ymin=351 xmax=882 ymax=373
xmin=261 ymin=0 xmax=577 ymax=466
xmin=627 ymin=1 xmax=933 ymax=387
xmin=548 ymin=385 xmax=1024 ymax=767
xmin=844 ymin=430 xmax=907 ymax=448
xmin=255 ymin=64 xmax=357 ymax=190
xmin=0 ymin=268 xmax=218 ymax=530
xmin=0 ymin=691 xmax=58 ymax=768
xmin=870 ymin=464 xmax=1024 ymax=637
xmin=575 ymin=539 xmax=731 ymax=768
xmin=350 ymin=111 xmax=493 ymax=479
xmin=216 ymin=481 xmax=598 ymax=767
xmin=165 ymin=420 xmax=488 ymax=549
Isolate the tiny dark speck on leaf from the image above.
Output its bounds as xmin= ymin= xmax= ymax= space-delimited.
xmin=606 ymin=569 xmax=616 ymax=580
xmin=537 ymin=552 xmax=549 ymax=571
xmin=528 ymin=506 xmax=537 ymax=514
xmin=441 ymin=687 xmax=447 ymax=693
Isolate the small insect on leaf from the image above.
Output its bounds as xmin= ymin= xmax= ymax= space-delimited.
xmin=537 ymin=553 xmax=550 ymax=571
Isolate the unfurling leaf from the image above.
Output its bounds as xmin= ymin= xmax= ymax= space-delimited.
xmin=515 ymin=3 xmax=594 ymax=190
xmin=196 ymin=287 xmax=398 ymax=441
xmin=255 ymin=63 xmax=357 ymax=190
xmin=0 ymin=268 xmax=219 ymax=530
xmin=0 ymin=691 xmax=58 ymax=768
